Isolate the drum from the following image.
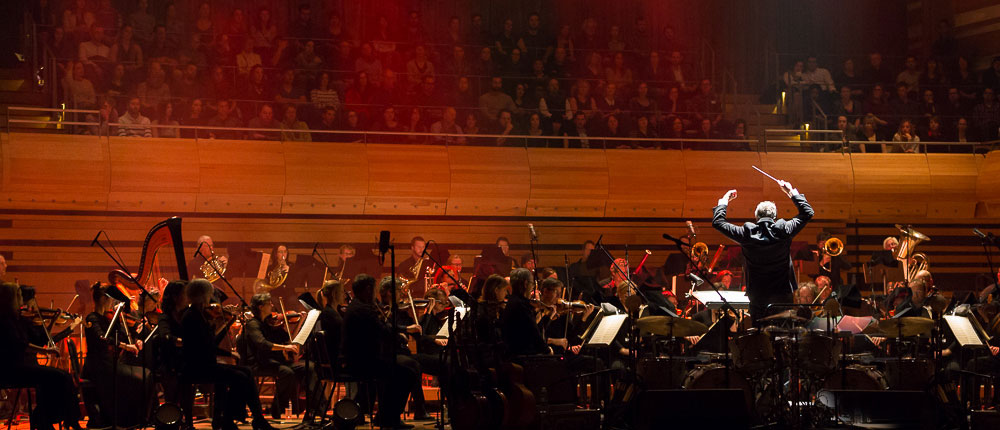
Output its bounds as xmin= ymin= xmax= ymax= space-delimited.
xmin=796 ymin=331 xmax=841 ymax=375
xmin=682 ymin=364 xmax=753 ymax=414
xmin=637 ymin=357 xmax=688 ymax=389
xmin=883 ymin=358 xmax=934 ymax=390
xmin=731 ymin=329 xmax=774 ymax=373
xmin=822 ymin=365 xmax=888 ymax=390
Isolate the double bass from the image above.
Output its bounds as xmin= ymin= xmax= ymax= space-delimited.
xmin=107 ymin=217 xmax=190 ymax=305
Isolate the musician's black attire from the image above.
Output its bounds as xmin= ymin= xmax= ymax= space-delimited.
xmin=815 ymin=250 xmax=853 ymax=288
xmin=415 ymin=310 xmax=449 ymax=376
xmin=81 ymin=312 xmax=153 ymax=428
xmin=180 ymin=307 xmax=271 ymax=430
xmin=152 ymin=310 xmax=193 ymax=425
xmin=500 ymin=295 xmax=548 ymax=357
xmin=0 ymin=314 xmax=80 ymax=430
xmin=243 ymin=317 xmax=322 ymax=420
xmin=342 ymin=299 xmax=416 ymax=428
xmin=712 ymin=193 xmax=813 ymax=323
xmin=318 ymin=304 xmax=343 ymax=367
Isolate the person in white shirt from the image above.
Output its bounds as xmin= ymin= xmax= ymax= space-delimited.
xmin=118 ymin=97 xmax=152 ymax=137
xmin=430 ymin=107 xmax=465 ymax=145
xmin=801 ymin=56 xmax=835 ymax=93
xmin=78 ymin=25 xmax=110 ymax=67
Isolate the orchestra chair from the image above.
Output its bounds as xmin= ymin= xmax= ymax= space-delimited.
xmin=66 ymin=339 xmax=102 ymax=428
xmin=1 ymin=386 xmax=32 ymax=430
xmin=311 ymin=331 xmax=376 ymax=429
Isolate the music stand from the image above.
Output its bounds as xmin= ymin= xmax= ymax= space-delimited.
xmin=866 ymin=262 xmax=905 ymax=295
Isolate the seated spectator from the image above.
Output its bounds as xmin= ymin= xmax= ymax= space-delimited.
xmin=479 ymin=77 xmax=517 ymax=127
xmin=923 ymin=116 xmax=946 ymax=149
xmin=289 ymin=3 xmax=319 ymax=42
xmin=312 ymin=107 xmax=339 ymax=142
xmin=224 ymin=8 xmax=249 ymax=49
xmin=918 ymin=89 xmax=941 ymax=128
xmin=430 ymin=107 xmax=466 ymax=145
xmin=104 ymin=63 xmax=127 ymax=98
xmin=178 ymin=33 xmax=207 ymax=68
xmin=471 ymin=47 xmax=496 ymax=88
xmin=344 ymin=72 xmax=376 ymax=124
xmin=406 ymin=45 xmax=435 ymax=89
xmin=538 ymin=78 xmax=565 ymax=121
xmin=118 ymin=97 xmax=153 ymax=137
xmin=518 ymin=13 xmax=553 ymax=62
xmin=554 ymin=24 xmax=576 ymax=62
xmin=641 ymin=51 xmax=668 ymax=95
xmin=163 ymin=4 xmax=185 ymax=51
xmin=596 ymin=83 xmax=623 ymax=119
xmin=855 ymin=114 xmax=883 ymax=153
xmin=688 ymin=79 xmax=722 ymax=126
xmin=78 ymin=25 xmax=111 ymax=79
xmin=152 ymin=101 xmax=179 ymax=138
xmin=340 ymin=110 xmax=364 ymax=143
xmin=661 ymin=85 xmax=684 ymax=121
xmin=890 ymin=83 xmax=918 ymax=128
xmin=205 ymin=66 xmax=234 ymax=105
xmin=954 ymin=56 xmax=980 ymax=102
xmin=493 ymin=110 xmax=516 ymax=146
xmin=409 ymin=76 xmax=444 ymax=122
xmin=449 ymin=76 xmax=478 ymax=113
xmin=919 ymin=59 xmax=947 ymax=99
xmin=494 ymin=19 xmax=517 ymax=58
xmin=62 ymin=61 xmax=97 ymax=109
xmin=863 ymin=83 xmax=891 ymax=129
xmin=941 ymin=87 xmax=969 ymax=121
xmin=547 ymin=117 xmax=566 ymax=148
xmin=371 ymin=69 xmax=405 ymax=109
xmin=192 ymin=3 xmax=215 ymax=46
xmin=577 ymin=18 xmax=600 ymax=52
xmin=527 ymin=59 xmax=548 ymax=91
xmin=832 ymin=115 xmax=855 ymax=153
xmin=629 ymin=82 xmax=658 ymax=126
xmin=563 ymin=111 xmax=594 ymax=149
xmin=896 ymin=56 xmax=921 ymax=93
xmin=802 ymin=56 xmax=835 ymax=93
xmin=972 ymin=87 xmax=1000 ymax=141
xmin=863 ymin=52 xmax=893 ymax=88
xmin=295 ymin=40 xmax=324 ymax=82
xmin=251 ymin=8 xmax=278 ymax=57
xmin=546 ymin=47 xmax=573 ymax=79
xmin=605 ymin=52 xmax=634 ymax=93
xmin=691 ymin=118 xmax=722 ymax=141
xmin=579 ymin=52 xmax=605 ymax=84
xmin=206 ymin=99 xmax=243 ymax=139
xmin=211 ymin=34 xmax=236 ymax=68
xmin=441 ymin=45 xmax=471 ymax=78
xmin=500 ymin=48 xmax=528 ymax=80
xmin=630 ymin=115 xmax=659 ymax=149
xmin=127 ymin=0 xmax=155 ymax=43
xmin=310 ymin=72 xmax=340 ymax=115
xmin=403 ymin=10 xmax=428 ymax=48
xmin=983 ymin=56 xmax=1000 ymax=90
xmin=835 ymin=58 xmax=863 ymax=97
xmin=954 ymin=117 xmax=975 ymax=143
xmin=666 ymin=51 xmax=696 ymax=93
xmin=110 ymin=24 xmax=143 ymax=82
xmin=275 ymin=69 xmax=307 ymax=105
xmin=403 ymin=108 xmax=428 ymax=145
xmin=247 ymin=104 xmax=279 ymax=140
xmin=442 ymin=16 xmax=463 ymax=46
xmin=85 ymin=97 xmax=119 ymax=136
xmin=565 ymin=79 xmax=597 ymax=122
xmin=180 ymin=98 xmax=206 ymax=138
xmin=463 ymin=112 xmax=485 ymax=145
xmin=354 ymin=43 xmax=383 ymax=84
xmin=136 ymin=64 xmax=171 ymax=113
xmin=173 ymin=63 xmax=203 ymax=102
xmin=833 ymin=86 xmax=862 ymax=122
xmin=371 ymin=106 xmax=404 ymax=142
xmin=280 ymin=105 xmax=311 ymax=142
xmin=731 ymin=119 xmax=748 ymax=140
xmin=661 ymin=116 xmax=686 ymax=149
xmin=522 ymin=112 xmax=546 ymax=146
xmin=890 ymin=119 xmax=920 ymax=153
xmin=606 ymin=25 xmax=626 ymax=53
xmin=236 ymin=39 xmax=262 ymax=77
xmin=468 ymin=13 xmax=490 ymax=47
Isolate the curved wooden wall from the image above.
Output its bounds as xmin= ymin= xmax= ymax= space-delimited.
xmin=2 ymin=133 xmax=999 ymax=220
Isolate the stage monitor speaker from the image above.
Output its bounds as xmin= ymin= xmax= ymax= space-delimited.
xmin=816 ymin=389 xmax=934 ymax=429
xmin=635 ymin=389 xmax=750 ymax=429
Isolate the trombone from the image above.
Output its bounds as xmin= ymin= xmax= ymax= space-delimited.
xmin=818 ymin=237 xmax=843 ymax=272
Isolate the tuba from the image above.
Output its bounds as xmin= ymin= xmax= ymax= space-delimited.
xmin=907 ymin=253 xmax=929 ymax=282
xmin=894 ymin=224 xmax=930 ymax=281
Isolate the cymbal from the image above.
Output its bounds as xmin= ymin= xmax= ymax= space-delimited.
xmin=637 ymin=316 xmax=708 ymax=337
xmin=894 ymin=224 xmax=930 ymax=241
xmin=862 ymin=317 xmax=934 ymax=338
xmin=759 ymin=309 xmax=808 ymax=324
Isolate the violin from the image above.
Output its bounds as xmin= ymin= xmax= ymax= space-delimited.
xmin=264 ymin=310 xmax=302 ymax=327
xmin=22 ymin=307 xmax=80 ymax=324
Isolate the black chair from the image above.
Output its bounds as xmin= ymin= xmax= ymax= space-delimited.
xmin=66 ymin=339 xmax=102 ymax=428
xmin=311 ymin=330 xmax=376 ymax=429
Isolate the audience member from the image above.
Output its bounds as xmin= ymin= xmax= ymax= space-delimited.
xmin=207 ymin=99 xmax=243 ymax=139
xmin=972 ymin=87 xmax=1000 ymax=140
xmin=431 ymin=107 xmax=466 ymax=145
xmin=896 ymin=56 xmax=921 ymax=93
xmin=152 ymin=101 xmax=179 ymax=138
xmin=479 ymin=77 xmax=517 ymax=126
xmin=312 ymin=107 xmax=339 ymax=142
xmin=248 ymin=104 xmax=279 ymax=140
xmin=890 ymin=118 xmax=920 ymax=153
xmin=118 ymin=96 xmax=152 ymax=137
xmin=802 ymin=56 xmax=835 ymax=93
xmin=280 ymin=105 xmax=312 ymax=142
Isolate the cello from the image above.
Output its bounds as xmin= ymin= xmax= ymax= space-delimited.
xmin=107 ymin=217 xmax=189 ymax=305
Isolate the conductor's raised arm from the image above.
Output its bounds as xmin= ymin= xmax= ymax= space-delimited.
xmin=778 ymin=180 xmax=813 ymax=235
xmin=712 ymin=189 xmax=747 ymax=241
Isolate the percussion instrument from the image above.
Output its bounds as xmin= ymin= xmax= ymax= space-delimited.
xmin=821 ymin=365 xmax=888 ymax=391
xmin=730 ymin=329 xmax=775 ymax=373
xmin=637 ymin=316 xmax=709 ymax=338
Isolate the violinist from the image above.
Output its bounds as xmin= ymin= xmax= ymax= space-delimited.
xmin=317 ymin=280 xmax=344 ymax=367
xmin=180 ymin=279 xmax=276 ymax=430
xmin=432 ymin=265 xmax=469 ymax=307
xmin=82 ymin=283 xmax=154 ymax=428
xmin=376 ymin=276 xmax=433 ymax=421
xmin=414 ymin=288 xmax=451 ymax=375
xmin=475 ymin=274 xmax=510 ymax=348
xmin=600 ymin=258 xmax=632 ymax=312
xmin=342 ymin=274 xmax=420 ymax=429
xmin=18 ymin=285 xmax=83 ymax=362
xmin=537 ymin=278 xmax=595 ymax=355
xmin=152 ymin=281 xmax=189 ymax=417
xmin=500 ymin=268 xmax=549 ymax=357
xmin=243 ymin=292 xmax=322 ymax=423
xmin=0 ymin=282 xmax=82 ymax=430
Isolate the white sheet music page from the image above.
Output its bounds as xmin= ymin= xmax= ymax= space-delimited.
xmin=943 ymin=315 xmax=985 ymax=348
xmin=588 ymin=314 xmax=627 ymax=346
xmin=435 ymin=307 xmax=468 ymax=339
xmin=292 ymin=309 xmax=321 ymax=345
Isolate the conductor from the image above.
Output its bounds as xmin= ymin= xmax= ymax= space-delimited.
xmin=712 ymin=179 xmax=813 ymax=324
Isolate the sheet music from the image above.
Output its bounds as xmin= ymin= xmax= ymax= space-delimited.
xmin=291 ymin=309 xmax=320 ymax=345
xmin=587 ymin=314 xmax=627 ymax=346
xmin=944 ymin=315 xmax=986 ymax=348
xmin=690 ymin=290 xmax=750 ymax=310
xmin=434 ymin=307 xmax=468 ymax=339
xmin=258 ymin=252 xmax=271 ymax=279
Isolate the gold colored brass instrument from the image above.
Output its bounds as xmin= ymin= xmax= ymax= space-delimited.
xmin=410 ymin=257 xmax=424 ymax=278
xmin=894 ymin=224 xmax=930 ymax=281
xmin=691 ymin=242 xmax=709 ymax=263
xmin=200 ymin=252 xmax=227 ymax=283
xmin=822 ymin=237 xmax=844 ymax=257
xmin=907 ymin=253 xmax=929 ymax=282
xmin=262 ymin=260 xmax=288 ymax=291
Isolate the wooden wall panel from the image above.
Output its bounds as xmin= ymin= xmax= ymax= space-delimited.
xmin=0 ymin=133 xmax=110 ymax=210
xmin=365 ymin=144 xmax=450 ymax=215
xmin=526 ymin=148 xmax=608 ymax=217
xmin=282 ymin=141 xmax=369 ymax=215
xmin=447 ymin=146 xmax=529 ymax=216
xmin=927 ymin=154 xmax=982 ymax=218
xmin=605 ymin=149 xmax=686 ymax=218
xmin=976 ymin=151 xmax=1000 ymax=218
xmin=759 ymin=153 xmax=854 ymax=219
xmin=683 ymin=152 xmax=763 ymax=218
xmin=850 ymin=154 xmax=931 ymax=218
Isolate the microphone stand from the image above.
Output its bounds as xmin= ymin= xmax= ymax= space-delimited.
xmin=528 ymin=231 xmax=541 ymax=297
xmin=102 ymin=300 xmax=128 ymax=430
xmin=421 ymin=240 xmax=464 ymax=289
xmin=977 ymin=231 xmax=999 ymax=290
xmin=662 ymin=232 xmax=739 ymax=387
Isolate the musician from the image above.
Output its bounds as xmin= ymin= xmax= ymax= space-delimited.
xmin=187 ymin=235 xmax=229 ymax=300
xmin=814 ymin=232 xmax=852 ymax=287
xmin=18 ymin=285 xmax=83 ymax=354
xmin=600 ymin=258 xmax=632 ymax=311
xmin=954 ymin=301 xmax=1000 ymax=408
xmin=521 ymin=254 xmax=537 ymax=272
xmin=82 ymin=283 xmax=154 ymax=428
xmin=375 ymin=276 xmax=434 ymax=421
xmin=333 ymin=244 xmax=358 ymax=291
xmin=475 ymin=274 xmax=510 ymax=347
xmin=568 ymin=240 xmax=604 ymax=301
xmin=495 ymin=236 xmax=519 ymax=277
xmin=0 ymin=254 xmax=6 ymax=280
xmin=712 ymin=180 xmax=813 ymax=324
xmin=898 ymin=279 xmax=932 ymax=318
xmin=243 ymin=292 xmax=322 ymax=423
xmin=714 ymin=270 xmax=735 ymax=290
xmin=432 ymin=265 xmax=469 ymax=307
xmin=180 ymin=279 xmax=276 ymax=430
xmin=265 ymin=244 xmax=295 ymax=305
xmin=342 ymin=273 xmax=420 ymax=429
xmin=0 ymin=282 xmax=82 ymax=430
xmin=396 ymin=236 xmax=429 ymax=297
xmin=814 ymin=275 xmax=833 ymax=303
xmin=318 ymin=280 xmax=344 ymax=368
xmin=152 ymin=281 xmax=189 ymax=416
xmin=869 ymin=237 xmax=900 ymax=268
xmin=500 ymin=268 xmax=549 ymax=357
xmin=537 ymin=278 xmax=595 ymax=355
xmin=413 ymin=288 xmax=450 ymax=376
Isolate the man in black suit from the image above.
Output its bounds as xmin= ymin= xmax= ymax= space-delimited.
xmin=342 ymin=274 xmax=416 ymax=429
xmin=712 ymin=180 xmax=813 ymax=324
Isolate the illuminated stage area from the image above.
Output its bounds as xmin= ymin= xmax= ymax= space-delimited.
xmin=5 ymin=0 xmax=1000 ymax=429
